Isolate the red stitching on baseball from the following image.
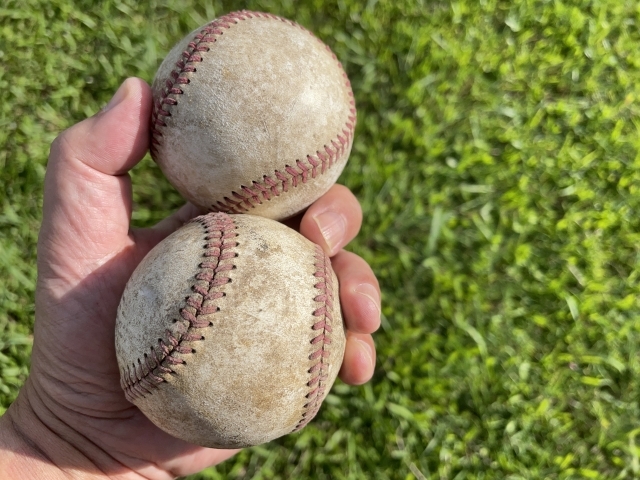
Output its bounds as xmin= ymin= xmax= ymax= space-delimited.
xmin=212 ymin=112 xmax=355 ymax=213
xmin=294 ymin=245 xmax=336 ymax=431
xmin=121 ymin=213 xmax=237 ymax=403
xmin=149 ymin=11 xmax=255 ymax=152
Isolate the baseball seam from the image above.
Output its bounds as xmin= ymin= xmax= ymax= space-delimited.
xmin=294 ymin=245 xmax=336 ymax=431
xmin=149 ymin=9 xmax=357 ymax=213
xmin=120 ymin=213 xmax=237 ymax=402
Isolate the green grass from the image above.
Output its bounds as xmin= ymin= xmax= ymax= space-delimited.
xmin=3 ymin=0 xmax=640 ymax=478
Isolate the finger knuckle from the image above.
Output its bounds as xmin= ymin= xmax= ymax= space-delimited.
xmin=49 ymin=129 xmax=79 ymax=164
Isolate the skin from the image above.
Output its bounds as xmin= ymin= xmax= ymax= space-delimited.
xmin=0 ymin=78 xmax=381 ymax=479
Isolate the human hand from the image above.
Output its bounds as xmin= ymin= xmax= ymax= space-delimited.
xmin=0 ymin=78 xmax=380 ymax=479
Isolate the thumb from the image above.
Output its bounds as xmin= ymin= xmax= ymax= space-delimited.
xmin=39 ymin=78 xmax=153 ymax=286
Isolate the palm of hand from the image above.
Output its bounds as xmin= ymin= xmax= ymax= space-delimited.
xmin=32 ymin=100 xmax=235 ymax=476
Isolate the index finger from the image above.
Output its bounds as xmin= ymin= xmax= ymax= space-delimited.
xmin=298 ymin=184 xmax=363 ymax=257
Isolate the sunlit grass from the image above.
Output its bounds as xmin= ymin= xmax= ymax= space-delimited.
xmin=2 ymin=0 xmax=640 ymax=478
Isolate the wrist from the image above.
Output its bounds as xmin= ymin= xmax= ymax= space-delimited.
xmin=0 ymin=381 xmax=108 ymax=480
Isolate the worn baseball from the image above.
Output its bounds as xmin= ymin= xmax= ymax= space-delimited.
xmin=115 ymin=213 xmax=346 ymax=448
xmin=150 ymin=10 xmax=356 ymax=221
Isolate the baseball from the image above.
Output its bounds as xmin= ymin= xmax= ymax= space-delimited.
xmin=150 ymin=10 xmax=357 ymax=221
xmin=115 ymin=213 xmax=346 ymax=448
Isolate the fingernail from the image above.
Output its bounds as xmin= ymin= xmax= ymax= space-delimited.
xmin=355 ymin=283 xmax=381 ymax=320
xmin=354 ymin=337 xmax=374 ymax=369
xmin=313 ymin=211 xmax=346 ymax=254
xmin=103 ymin=80 xmax=130 ymax=112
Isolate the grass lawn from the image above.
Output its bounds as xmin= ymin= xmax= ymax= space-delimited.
xmin=3 ymin=0 xmax=640 ymax=478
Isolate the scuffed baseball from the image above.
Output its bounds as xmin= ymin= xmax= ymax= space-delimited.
xmin=115 ymin=213 xmax=346 ymax=448
xmin=150 ymin=10 xmax=356 ymax=221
